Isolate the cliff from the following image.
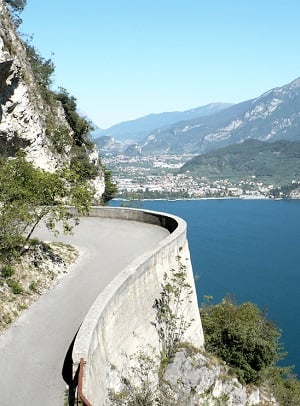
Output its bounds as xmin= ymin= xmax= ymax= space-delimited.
xmin=0 ymin=0 xmax=105 ymax=198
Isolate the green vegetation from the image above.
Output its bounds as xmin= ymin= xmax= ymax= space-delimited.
xmin=6 ymin=278 xmax=24 ymax=294
xmin=70 ymin=145 xmax=98 ymax=182
xmin=0 ymin=264 xmax=15 ymax=278
xmin=263 ymin=366 xmax=300 ymax=405
xmin=24 ymin=44 xmax=98 ymax=181
xmin=48 ymin=125 xmax=74 ymax=155
xmin=152 ymin=257 xmax=194 ymax=367
xmin=270 ymin=181 xmax=300 ymax=198
xmin=109 ymin=256 xmax=195 ymax=404
xmin=55 ymin=88 xmax=94 ymax=149
xmin=200 ymin=295 xmax=283 ymax=384
xmin=118 ymin=189 xmax=188 ymax=200
xmin=101 ymin=166 xmax=118 ymax=204
xmin=25 ymin=43 xmax=55 ymax=99
xmin=0 ymin=152 xmax=93 ymax=262
xmin=200 ymin=296 xmax=300 ymax=404
xmin=179 ymin=139 xmax=300 ymax=187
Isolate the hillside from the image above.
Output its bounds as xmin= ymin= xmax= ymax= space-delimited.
xmin=141 ymin=78 xmax=300 ymax=155
xmin=179 ymin=139 xmax=300 ymax=186
xmin=93 ymin=103 xmax=232 ymax=143
xmin=0 ymin=0 xmax=104 ymax=198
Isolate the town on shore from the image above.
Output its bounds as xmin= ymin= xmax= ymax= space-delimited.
xmin=103 ymin=153 xmax=300 ymax=200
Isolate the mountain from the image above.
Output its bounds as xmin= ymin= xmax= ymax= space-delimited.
xmin=142 ymin=78 xmax=300 ymax=155
xmin=178 ymin=139 xmax=300 ymax=186
xmin=93 ymin=103 xmax=233 ymax=143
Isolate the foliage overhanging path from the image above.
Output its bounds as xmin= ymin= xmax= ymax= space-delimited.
xmin=0 ymin=216 xmax=169 ymax=406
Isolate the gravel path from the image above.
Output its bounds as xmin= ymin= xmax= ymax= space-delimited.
xmin=0 ymin=216 xmax=169 ymax=405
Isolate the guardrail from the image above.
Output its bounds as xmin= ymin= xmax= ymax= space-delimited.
xmin=71 ymin=206 xmax=204 ymax=405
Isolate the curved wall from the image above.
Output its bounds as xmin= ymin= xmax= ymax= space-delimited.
xmin=72 ymin=207 xmax=204 ymax=405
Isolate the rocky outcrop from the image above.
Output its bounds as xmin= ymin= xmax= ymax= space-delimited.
xmin=163 ymin=349 xmax=279 ymax=405
xmin=0 ymin=0 xmax=104 ymax=196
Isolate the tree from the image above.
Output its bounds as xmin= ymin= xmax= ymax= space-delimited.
xmin=5 ymin=0 xmax=26 ymax=12
xmin=0 ymin=153 xmax=93 ymax=260
xmin=55 ymin=88 xmax=92 ymax=147
xmin=25 ymin=44 xmax=55 ymax=96
xmin=5 ymin=0 xmax=27 ymax=27
xmin=200 ymin=296 xmax=284 ymax=384
xmin=101 ymin=166 xmax=118 ymax=204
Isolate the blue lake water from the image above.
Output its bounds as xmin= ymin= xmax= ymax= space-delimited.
xmin=110 ymin=199 xmax=300 ymax=375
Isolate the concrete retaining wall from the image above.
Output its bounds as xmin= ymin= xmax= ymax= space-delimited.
xmin=72 ymin=207 xmax=204 ymax=405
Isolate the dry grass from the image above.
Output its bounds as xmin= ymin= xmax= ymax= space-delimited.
xmin=0 ymin=242 xmax=78 ymax=333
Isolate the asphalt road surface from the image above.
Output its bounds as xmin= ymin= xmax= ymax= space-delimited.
xmin=0 ymin=216 xmax=169 ymax=405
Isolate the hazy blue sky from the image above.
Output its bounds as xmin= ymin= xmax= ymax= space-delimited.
xmin=20 ymin=0 xmax=300 ymax=128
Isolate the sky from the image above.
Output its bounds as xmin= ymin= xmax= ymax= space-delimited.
xmin=20 ymin=0 xmax=300 ymax=129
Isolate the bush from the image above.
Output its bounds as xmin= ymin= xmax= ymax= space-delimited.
xmin=0 ymin=154 xmax=93 ymax=260
xmin=1 ymin=265 xmax=15 ymax=278
xmin=101 ymin=165 xmax=118 ymax=204
xmin=70 ymin=146 xmax=98 ymax=181
xmin=25 ymin=44 xmax=55 ymax=99
xmin=7 ymin=278 xmax=24 ymax=294
xmin=200 ymin=296 xmax=283 ymax=384
xmin=48 ymin=125 xmax=73 ymax=154
xmin=55 ymin=88 xmax=92 ymax=147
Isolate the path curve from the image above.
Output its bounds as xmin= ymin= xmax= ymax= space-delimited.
xmin=0 ymin=215 xmax=169 ymax=405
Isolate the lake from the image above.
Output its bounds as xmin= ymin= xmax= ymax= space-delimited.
xmin=110 ymin=198 xmax=300 ymax=375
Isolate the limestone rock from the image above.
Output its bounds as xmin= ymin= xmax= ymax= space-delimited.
xmin=163 ymin=349 xmax=279 ymax=405
xmin=0 ymin=0 xmax=105 ymax=197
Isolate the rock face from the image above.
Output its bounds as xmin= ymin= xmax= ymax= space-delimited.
xmin=0 ymin=0 xmax=105 ymax=196
xmin=163 ymin=349 xmax=279 ymax=406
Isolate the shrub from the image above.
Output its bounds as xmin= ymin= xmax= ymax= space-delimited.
xmin=200 ymin=296 xmax=283 ymax=384
xmin=29 ymin=281 xmax=39 ymax=293
xmin=101 ymin=166 xmax=118 ymax=204
xmin=7 ymin=278 xmax=24 ymax=294
xmin=1 ymin=265 xmax=15 ymax=278
xmin=48 ymin=125 xmax=73 ymax=154
xmin=70 ymin=146 xmax=98 ymax=181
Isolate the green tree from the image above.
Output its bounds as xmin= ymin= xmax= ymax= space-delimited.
xmin=101 ymin=166 xmax=118 ymax=204
xmin=25 ymin=44 xmax=55 ymax=93
xmin=55 ymin=88 xmax=93 ymax=148
xmin=70 ymin=145 xmax=98 ymax=182
xmin=0 ymin=153 xmax=93 ymax=260
xmin=200 ymin=296 xmax=284 ymax=384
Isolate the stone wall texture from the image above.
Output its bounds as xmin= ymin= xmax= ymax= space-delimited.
xmin=71 ymin=207 xmax=204 ymax=405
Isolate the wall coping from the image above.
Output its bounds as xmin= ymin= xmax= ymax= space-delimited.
xmin=72 ymin=206 xmax=186 ymax=363
xmin=70 ymin=206 xmax=203 ymax=404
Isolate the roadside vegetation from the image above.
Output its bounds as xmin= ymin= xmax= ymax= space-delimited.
xmin=0 ymin=152 xmax=92 ymax=330
xmin=106 ymin=271 xmax=300 ymax=405
xmin=200 ymin=296 xmax=300 ymax=405
xmin=108 ymin=256 xmax=196 ymax=405
xmin=0 ymin=0 xmax=116 ymax=330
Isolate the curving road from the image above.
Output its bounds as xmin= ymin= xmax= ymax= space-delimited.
xmin=0 ymin=216 xmax=169 ymax=405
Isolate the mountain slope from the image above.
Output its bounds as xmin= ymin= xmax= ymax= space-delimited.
xmin=93 ymin=103 xmax=233 ymax=143
xmin=142 ymin=78 xmax=300 ymax=155
xmin=178 ymin=139 xmax=300 ymax=185
xmin=0 ymin=0 xmax=104 ymax=198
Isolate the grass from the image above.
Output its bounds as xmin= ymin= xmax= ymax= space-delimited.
xmin=0 ymin=241 xmax=78 ymax=332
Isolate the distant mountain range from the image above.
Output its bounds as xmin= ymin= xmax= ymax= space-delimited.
xmin=178 ymin=139 xmax=300 ymax=186
xmin=94 ymin=77 xmax=300 ymax=157
xmin=92 ymin=103 xmax=233 ymax=143
xmin=141 ymin=78 xmax=300 ymax=155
